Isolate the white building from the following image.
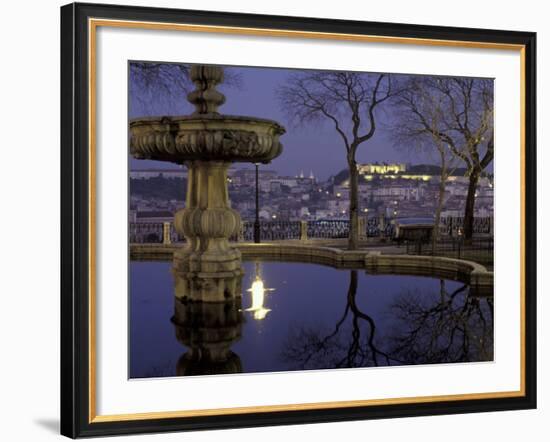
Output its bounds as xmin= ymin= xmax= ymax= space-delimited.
xmin=372 ymin=186 xmax=412 ymax=200
xmin=259 ymin=209 xmax=270 ymax=220
xmin=446 ymin=183 xmax=469 ymax=197
xmin=328 ymin=199 xmax=349 ymax=214
xmin=314 ymin=209 xmax=331 ymax=219
xmin=333 ymin=185 xmax=350 ymax=199
xmin=276 ymin=177 xmax=298 ymax=187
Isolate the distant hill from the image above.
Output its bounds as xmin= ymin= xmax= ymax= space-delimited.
xmin=406 ymin=164 xmax=469 ymax=176
xmin=332 ymin=169 xmax=350 ymax=185
xmin=331 ymin=164 xmax=480 ymax=185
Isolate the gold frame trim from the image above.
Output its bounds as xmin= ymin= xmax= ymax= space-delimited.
xmin=88 ymin=18 xmax=527 ymax=424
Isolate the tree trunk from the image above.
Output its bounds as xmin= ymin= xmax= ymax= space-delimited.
xmin=433 ymin=173 xmax=446 ymax=254
xmin=463 ymin=169 xmax=480 ymax=241
xmin=433 ymin=153 xmax=447 ymax=254
xmin=348 ymin=158 xmax=359 ymax=250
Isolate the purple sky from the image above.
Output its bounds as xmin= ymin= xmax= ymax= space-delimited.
xmin=129 ymin=64 xmax=491 ymax=180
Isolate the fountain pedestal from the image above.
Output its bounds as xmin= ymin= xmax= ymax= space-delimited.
xmin=173 ymin=161 xmax=242 ymax=301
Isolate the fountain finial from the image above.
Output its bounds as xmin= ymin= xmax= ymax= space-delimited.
xmin=187 ymin=65 xmax=226 ymax=114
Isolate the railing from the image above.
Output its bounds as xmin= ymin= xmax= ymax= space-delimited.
xmin=241 ymin=220 xmax=302 ymax=242
xmin=362 ymin=217 xmax=395 ymax=238
xmin=439 ymin=216 xmax=493 ymax=236
xmin=129 ymin=222 xmax=164 ymax=244
xmin=366 ymin=217 xmax=381 ymax=237
xmin=129 ymin=216 xmax=493 ymax=244
xmin=404 ymin=236 xmax=494 ymax=264
xmin=169 ymin=222 xmax=183 ymax=243
xmin=307 ymin=220 xmax=349 ymax=239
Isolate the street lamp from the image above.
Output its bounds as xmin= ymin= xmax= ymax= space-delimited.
xmin=254 ymin=163 xmax=260 ymax=243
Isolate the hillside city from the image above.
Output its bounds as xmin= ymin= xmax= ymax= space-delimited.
xmin=129 ymin=162 xmax=494 ymax=224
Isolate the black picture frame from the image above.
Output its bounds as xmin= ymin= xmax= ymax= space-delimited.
xmin=60 ymin=2 xmax=537 ymax=438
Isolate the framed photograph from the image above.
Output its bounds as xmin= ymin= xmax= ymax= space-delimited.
xmin=60 ymin=2 xmax=536 ymax=438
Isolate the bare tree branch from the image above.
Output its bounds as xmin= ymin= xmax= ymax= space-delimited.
xmin=390 ymin=75 xmax=494 ymax=239
xmin=129 ymin=61 xmax=242 ymax=116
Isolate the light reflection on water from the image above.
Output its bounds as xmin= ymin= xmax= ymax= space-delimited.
xmin=129 ymin=261 xmax=493 ymax=379
xmin=245 ymin=262 xmax=274 ymax=320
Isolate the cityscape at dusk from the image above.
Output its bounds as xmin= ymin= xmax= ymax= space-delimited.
xmin=129 ymin=162 xmax=494 ymax=225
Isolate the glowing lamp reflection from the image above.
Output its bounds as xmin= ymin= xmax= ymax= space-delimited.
xmin=246 ymin=273 xmax=275 ymax=320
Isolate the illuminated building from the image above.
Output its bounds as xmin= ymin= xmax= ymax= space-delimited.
xmin=357 ymin=162 xmax=407 ymax=175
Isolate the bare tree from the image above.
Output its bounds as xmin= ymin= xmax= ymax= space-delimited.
xmin=130 ymin=62 xmax=192 ymax=115
xmin=277 ymin=71 xmax=395 ymax=250
xmin=392 ymin=77 xmax=461 ymax=249
xmin=392 ymin=76 xmax=493 ymax=240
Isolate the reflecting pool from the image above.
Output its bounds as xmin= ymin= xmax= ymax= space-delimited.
xmin=129 ymin=261 xmax=493 ymax=378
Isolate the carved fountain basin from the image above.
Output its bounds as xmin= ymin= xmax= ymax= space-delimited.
xmin=130 ymin=114 xmax=284 ymax=164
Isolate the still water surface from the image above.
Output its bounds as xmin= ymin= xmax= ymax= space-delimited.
xmin=130 ymin=261 xmax=493 ymax=378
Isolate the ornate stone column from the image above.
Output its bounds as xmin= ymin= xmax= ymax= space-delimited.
xmin=173 ymin=160 xmax=243 ymax=301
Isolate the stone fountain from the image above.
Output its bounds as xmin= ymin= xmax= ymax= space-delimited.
xmin=130 ymin=65 xmax=285 ymax=302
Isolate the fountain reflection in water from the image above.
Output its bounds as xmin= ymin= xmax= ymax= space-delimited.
xmin=172 ymin=272 xmax=244 ymax=376
xmin=169 ymin=262 xmax=275 ymax=375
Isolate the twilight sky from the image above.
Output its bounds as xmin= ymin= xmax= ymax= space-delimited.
xmin=129 ymin=63 xmax=491 ymax=180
